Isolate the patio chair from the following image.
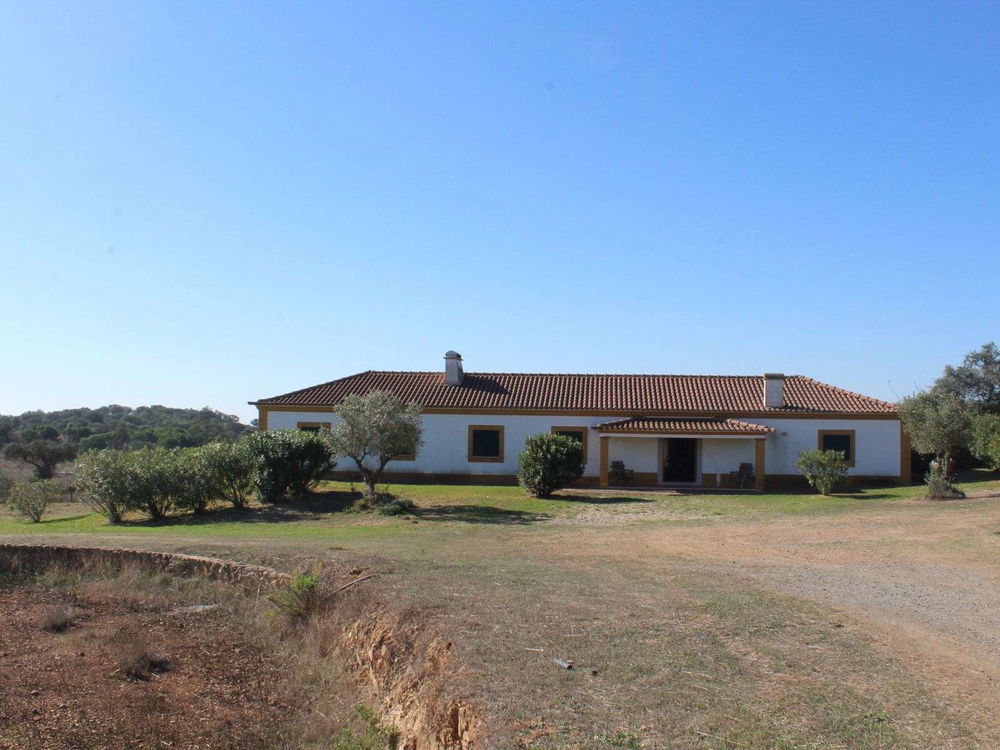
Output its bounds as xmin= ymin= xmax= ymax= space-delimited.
xmin=729 ymin=462 xmax=755 ymax=489
xmin=609 ymin=460 xmax=635 ymax=485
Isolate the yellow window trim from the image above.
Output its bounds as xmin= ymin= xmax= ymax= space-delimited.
xmin=550 ymin=426 xmax=589 ymax=465
xmin=468 ymin=425 xmax=505 ymax=463
xmin=818 ymin=429 xmax=856 ymax=467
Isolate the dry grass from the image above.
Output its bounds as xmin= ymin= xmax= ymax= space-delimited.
xmin=117 ymin=640 xmax=173 ymax=680
xmin=38 ymin=604 xmax=76 ymax=633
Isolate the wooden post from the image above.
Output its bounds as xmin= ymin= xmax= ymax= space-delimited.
xmin=755 ymin=438 xmax=766 ymax=491
xmin=599 ymin=436 xmax=609 ymax=488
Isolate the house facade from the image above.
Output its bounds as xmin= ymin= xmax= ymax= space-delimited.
xmin=252 ymin=352 xmax=910 ymax=489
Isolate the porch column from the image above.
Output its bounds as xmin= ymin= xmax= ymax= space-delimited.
xmin=755 ymin=438 xmax=766 ymax=491
xmin=599 ymin=436 xmax=609 ymax=488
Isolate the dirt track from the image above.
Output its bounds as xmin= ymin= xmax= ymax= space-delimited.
xmin=557 ymin=495 xmax=1000 ymax=723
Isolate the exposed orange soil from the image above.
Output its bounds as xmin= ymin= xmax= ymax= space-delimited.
xmin=0 ymin=585 xmax=292 ymax=750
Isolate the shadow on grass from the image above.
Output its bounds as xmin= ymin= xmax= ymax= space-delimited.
xmin=120 ymin=490 xmax=360 ymax=528
xmin=411 ymin=504 xmax=549 ymax=525
xmin=552 ymin=492 xmax=655 ymax=505
xmin=38 ymin=514 xmax=92 ymax=524
xmin=822 ymin=493 xmax=893 ymax=501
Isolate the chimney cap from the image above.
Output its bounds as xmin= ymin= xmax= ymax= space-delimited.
xmin=764 ymin=372 xmax=786 ymax=379
xmin=444 ymin=350 xmax=462 ymax=359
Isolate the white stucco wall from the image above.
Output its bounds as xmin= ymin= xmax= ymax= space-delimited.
xmin=700 ymin=438 xmax=757 ymax=476
xmin=747 ymin=418 xmax=901 ymax=476
xmin=263 ymin=410 xmax=902 ymax=478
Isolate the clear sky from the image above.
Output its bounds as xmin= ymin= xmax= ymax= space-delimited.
xmin=1 ymin=2 xmax=997 ymax=423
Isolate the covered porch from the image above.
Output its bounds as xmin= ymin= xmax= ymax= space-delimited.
xmin=594 ymin=417 xmax=774 ymax=490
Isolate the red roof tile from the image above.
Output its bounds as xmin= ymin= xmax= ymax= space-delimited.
xmin=254 ymin=372 xmax=896 ymax=415
xmin=595 ymin=417 xmax=775 ymax=434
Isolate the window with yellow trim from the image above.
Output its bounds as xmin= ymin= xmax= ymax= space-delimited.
xmin=468 ymin=425 xmax=504 ymax=463
xmin=818 ymin=429 xmax=855 ymax=467
xmin=550 ymin=426 xmax=588 ymax=465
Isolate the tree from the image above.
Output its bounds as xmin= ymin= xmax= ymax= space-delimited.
xmin=898 ymin=390 xmax=973 ymax=471
xmin=795 ymin=449 xmax=849 ymax=495
xmin=5 ymin=439 xmax=77 ymax=479
xmin=971 ymin=414 xmax=1000 ymax=471
xmin=517 ymin=433 xmax=584 ymax=498
xmin=937 ymin=342 xmax=1000 ymax=414
xmin=327 ymin=390 xmax=422 ymax=501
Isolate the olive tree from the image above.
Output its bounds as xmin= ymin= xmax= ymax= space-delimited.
xmin=327 ymin=390 xmax=422 ymax=502
xmin=898 ymin=389 xmax=972 ymax=472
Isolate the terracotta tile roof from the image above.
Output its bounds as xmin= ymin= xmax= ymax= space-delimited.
xmin=254 ymin=371 xmax=896 ymax=415
xmin=595 ymin=417 xmax=775 ymax=435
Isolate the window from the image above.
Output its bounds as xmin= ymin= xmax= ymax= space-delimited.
xmin=297 ymin=422 xmax=331 ymax=432
xmin=550 ymin=426 xmax=588 ymax=465
xmin=818 ymin=430 xmax=855 ymax=467
xmin=468 ymin=425 xmax=504 ymax=462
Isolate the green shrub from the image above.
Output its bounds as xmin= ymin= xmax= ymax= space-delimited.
xmin=76 ymin=449 xmax=134 ymax=523
xmin=971 ymin=414 xmax=1000 ymax=471
xmin=925 ymin=462 xmax=965 ymax=500
xmin=9 ymin=479 xmax=62 ymax=522
xmin=0 ymin=468 xmax=12 ymax=503
xmin=200 ymin=440 xmax=255 ymax=508
xmin=268 ymin=567 xmax=322 ymax=620
xmin=77 ymin=446 xmax=213 ymax=521
xmin=128 ymin=447 xmax=184 ymax=519
xmin=517 ymin=433 xmax=584 ymax=498
xmin=796 ymin=449 xmax=849 ymax=495
xmin=170 ymin=447 xmax=218 ymax=515
xmin=242 ymin=431 xmax=334 ymax=504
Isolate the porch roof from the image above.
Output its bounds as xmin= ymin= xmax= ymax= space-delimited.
xmin=594 ymin=417 xmax=775 ymax=436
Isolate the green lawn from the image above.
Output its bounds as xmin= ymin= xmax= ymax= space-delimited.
xmin=2 ymin=474 xmax=997 ymax=543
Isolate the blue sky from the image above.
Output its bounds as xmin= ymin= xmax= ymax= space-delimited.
xmin=1 ymin=1 xmax=997 ymax=423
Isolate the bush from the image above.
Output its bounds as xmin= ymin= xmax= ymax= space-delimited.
xmin=128 ymin=447 xmax=184 ymax=519
xmin=242 ymin=431 xmax=334 ymax=504
xmin=925 ymin=462 xmax=966 ymax=500
xmin=971 ymin=414 xmax=1000 ymax=471
xmin=170 ymin=447 xmax=218 ymax=515
xmin=352 ymin=489 xmax=415 ymax=516
xmin=76 ymin=449 xmax=134 ymax=523
xmin=796 ymin=449 xmax=849 ymax=495
xmin=517 ymin=433 xmax=584 ymax=498
xmin=8 ymin=479 xmax=62 ymax=522
xmin=268 ymin=567 xmax=322 ymax=620
xmin=200 ymin=440 xmax=255 ymax=508
xmin=0 ymin=468 xmax=12 ymax=503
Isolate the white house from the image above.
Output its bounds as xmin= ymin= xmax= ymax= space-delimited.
xmin=252 ymin=351 xmax=910 ymax=490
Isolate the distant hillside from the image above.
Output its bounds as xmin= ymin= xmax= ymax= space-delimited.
xmin=0 ymin=405 xmax=253 ymax=452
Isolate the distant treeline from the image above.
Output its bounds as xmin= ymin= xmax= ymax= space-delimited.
xmin=0 ymin=405 xmax=253 ymax=452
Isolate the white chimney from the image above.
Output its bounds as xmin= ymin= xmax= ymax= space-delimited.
xmin=444 ymin=351 xmax=464 ymax=386
xmin=763 ymin=373 xmax=785 ymax=408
